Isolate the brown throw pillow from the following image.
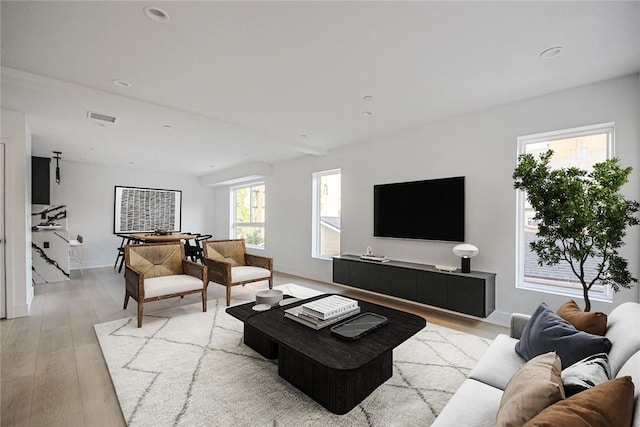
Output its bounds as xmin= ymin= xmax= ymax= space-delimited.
xmin=524 ymin=376 xmax=635 ymax=426
xmin=496 ymin=352 xmax=565 ymax=427
xmin=557 ymin=300 xmax=607 ymax=336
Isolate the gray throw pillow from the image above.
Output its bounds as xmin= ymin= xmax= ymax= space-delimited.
xmin=561 ymin=353 xmax=611 ymax=397
xmin=515 ymin=303 xmax=612 ymax=369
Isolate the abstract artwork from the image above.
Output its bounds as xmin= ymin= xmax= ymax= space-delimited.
xmin=114 ymin=186 xmax=182 ymax=233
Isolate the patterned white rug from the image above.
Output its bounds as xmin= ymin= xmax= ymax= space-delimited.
xmin=95 ymin=283 xmax=491 ymax=426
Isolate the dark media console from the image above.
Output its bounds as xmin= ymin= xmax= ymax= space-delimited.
xmin=332 ymin=255 xmax=495 ymax=318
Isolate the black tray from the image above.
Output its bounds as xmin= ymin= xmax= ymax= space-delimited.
xmin=330 ymin=312 xmax=388 ymax=340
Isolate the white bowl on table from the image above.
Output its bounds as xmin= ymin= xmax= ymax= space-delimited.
xmin=255 ymin=289 xmax=284 ymax=307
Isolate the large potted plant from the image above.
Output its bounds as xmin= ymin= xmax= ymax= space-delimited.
xmin=513 ymin=150 xmax=639 ymax=311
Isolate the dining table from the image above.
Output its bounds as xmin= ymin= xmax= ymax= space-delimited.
xmin=129 ymin=233 xmax=197 ymax=243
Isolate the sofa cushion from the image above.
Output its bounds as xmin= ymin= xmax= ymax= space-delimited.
xmin=557 ymin=300 xmax=607 ymax=336
xmin=496 ymin=352 xmax=565 ymax=427
xmin=431 ymin=379 xmax=502 ymax=427
xmin=561 ymin=353 xmax=611 ymax=397
xmin=605 ymin=302 xmax=640 ymax=376
xmin=524 ymin=376 xmax=635 ymax=427
xmin=617 ymin=352 xmax=640 ymax=426
xmin=515 ymin=302 xmax=612 ymax=369
xmin=469 ymin=334 xmax=525 ymax=390
xmin=144 ymin=274 xmax=204 ymax=298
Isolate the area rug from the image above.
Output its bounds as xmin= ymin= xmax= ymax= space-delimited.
xmin=95 ymin=283 xmax=491 ymax=426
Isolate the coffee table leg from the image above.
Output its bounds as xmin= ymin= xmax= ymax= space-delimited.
xmin=244 ymin=323 xmax=278 ymax=359
xmin=278 ymin=346 xmax=393 ymax=415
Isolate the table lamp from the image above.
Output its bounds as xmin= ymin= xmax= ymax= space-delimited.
xmin=453 ymin=244 xmax=479 ymax=273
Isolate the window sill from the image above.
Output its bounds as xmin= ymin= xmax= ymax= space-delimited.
xmin=516 ymin=280 xmax=613 ymax=304
xmin=312 ymin=255 xmax=334 ymax=261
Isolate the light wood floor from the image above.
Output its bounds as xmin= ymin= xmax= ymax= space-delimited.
xmin=1 ymin=267 xmax=507 ymax=426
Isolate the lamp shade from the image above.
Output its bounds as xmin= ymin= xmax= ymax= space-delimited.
xmin=453 ymin=244 xmax=479 ymax=258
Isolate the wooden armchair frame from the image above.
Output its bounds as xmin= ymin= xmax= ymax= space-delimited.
xmin=124 ymin=242 xmax=208 ymax=327
xmin=203 ymin=239 xmax=273 ymax=306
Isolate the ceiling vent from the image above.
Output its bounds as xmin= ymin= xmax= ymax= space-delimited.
xmin=87 ymin=111 xmax=117 ymax=124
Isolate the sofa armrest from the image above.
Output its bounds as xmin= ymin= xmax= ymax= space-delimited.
xmin=245 ymin=254 xmax=273 ymax=271
xmin=203 ymin=257 xmax=232 ymax=284
xmin=510 ymin=313 xmax=531 ymax=339
xmin=182 ymin=259 xmax=207 ymax=285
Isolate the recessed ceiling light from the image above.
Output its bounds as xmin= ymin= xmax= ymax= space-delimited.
xmin=300 ymin=134 xmax=307 ymax=138
xmin=209 ymin=165 xmax=215 ymax=169
xmin=128 ymin=161 xmax=135 ymax=165
xmin=163 ymin=124 xmax=172 ymax=129
xmin=113 ymin=79 xmax=132 ymax=88
xmin=362 ymin=111 xmax=373 ymax=117
xmin=540 ymin=46 xmax=563 ymax=59
xmin=362 ymin=95 xmax=373 ymax=101
xmin=144 ymin=6 xmax=170 ymax=23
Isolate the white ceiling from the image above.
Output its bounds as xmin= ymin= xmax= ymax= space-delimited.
xmin=2 ymin=1 xmax=639 ymax=177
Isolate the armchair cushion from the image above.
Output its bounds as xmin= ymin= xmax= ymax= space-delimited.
xmin=203 ymin=240 xmax=246 ymax=266
xmin=127 ymin=244 xmax=184 ymax=278
xmin=231 ymin=266 xmax=271 ymax=283
xmin=144 ymin=274 xmax=206 ymax=299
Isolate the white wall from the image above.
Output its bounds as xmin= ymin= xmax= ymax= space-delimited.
xmin=214 ymin=74 xmax=640 ymax=325
xmin=49 ymin=162 xmax=217 ymax=269
xmin=2 ymin=108 xmax=33 ymax=318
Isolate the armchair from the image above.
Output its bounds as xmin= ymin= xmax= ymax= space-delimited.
xmin=202 ymin=239 xmax=273 ymax=306
xmin=124 ymin=242 xmax=208 ymax=327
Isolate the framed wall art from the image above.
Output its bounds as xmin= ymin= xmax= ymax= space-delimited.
xmin=114 ymin=186 xmax=182 ymax=233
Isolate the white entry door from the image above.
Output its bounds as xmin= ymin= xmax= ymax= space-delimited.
xmin=0 ymin=143 xmax=5 ymax=318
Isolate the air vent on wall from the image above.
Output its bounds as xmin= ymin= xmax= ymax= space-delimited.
xmin=87 ymin=110 xmax=117 ymax=124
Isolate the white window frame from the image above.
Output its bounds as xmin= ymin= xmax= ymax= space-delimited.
xmin=230 ymin=181 xmax=265 ymax=250
xmin=312 ymin=169 xmax=341 ymax=260
xmin=515 ymin=123 xmax=615 ymax=302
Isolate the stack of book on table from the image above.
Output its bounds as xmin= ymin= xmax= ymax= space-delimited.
xmin=284 ymin=295 xmax=360 ymax=330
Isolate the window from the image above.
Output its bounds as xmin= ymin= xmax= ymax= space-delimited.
xmin=231 ymin=182 xmax=265 ymax=248
xmin=312 ymin=169 xmax=341 ymax=259
xmin=516 ymin=123 xmax=614 ymax=301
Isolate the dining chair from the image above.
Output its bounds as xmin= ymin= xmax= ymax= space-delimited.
xmin=114 ymin=234 xmax=142 ymax=273
xmin=185 ymin=234 xmax=212 ymax=264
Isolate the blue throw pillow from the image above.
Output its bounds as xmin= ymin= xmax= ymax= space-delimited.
xmin=515 ymin=303 xmax=612 ymax=369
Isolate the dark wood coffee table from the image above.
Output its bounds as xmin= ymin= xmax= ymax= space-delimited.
xmin=226 ymin=294 xmax=426 ymax=414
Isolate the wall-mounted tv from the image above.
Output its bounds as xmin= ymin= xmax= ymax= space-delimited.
xmin=374 ymin=176 xmax=465 ymax=242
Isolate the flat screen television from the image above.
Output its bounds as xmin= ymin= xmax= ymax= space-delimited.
xmin=374 ymin=176 xmax=465 ymax=242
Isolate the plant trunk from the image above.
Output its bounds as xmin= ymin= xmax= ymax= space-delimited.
xmin=582 ymin=284 xmax=591 ymax=312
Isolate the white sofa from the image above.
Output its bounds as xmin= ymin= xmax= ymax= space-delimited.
xmin=433 ymin=302 xmax=640 ymax=426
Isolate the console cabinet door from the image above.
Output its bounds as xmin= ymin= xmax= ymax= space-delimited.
xmin=381 ymin=265 xmax=416 ymax=300
xmin=415 ymin=271 xmax=448 ymax=309
xmin=348 ymin=260 xmax=370 ymax=290
xmin=332 ymin=258 xmax=350 ymax=285
xmin=447 ymin=276 xmax=486 ymax=317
